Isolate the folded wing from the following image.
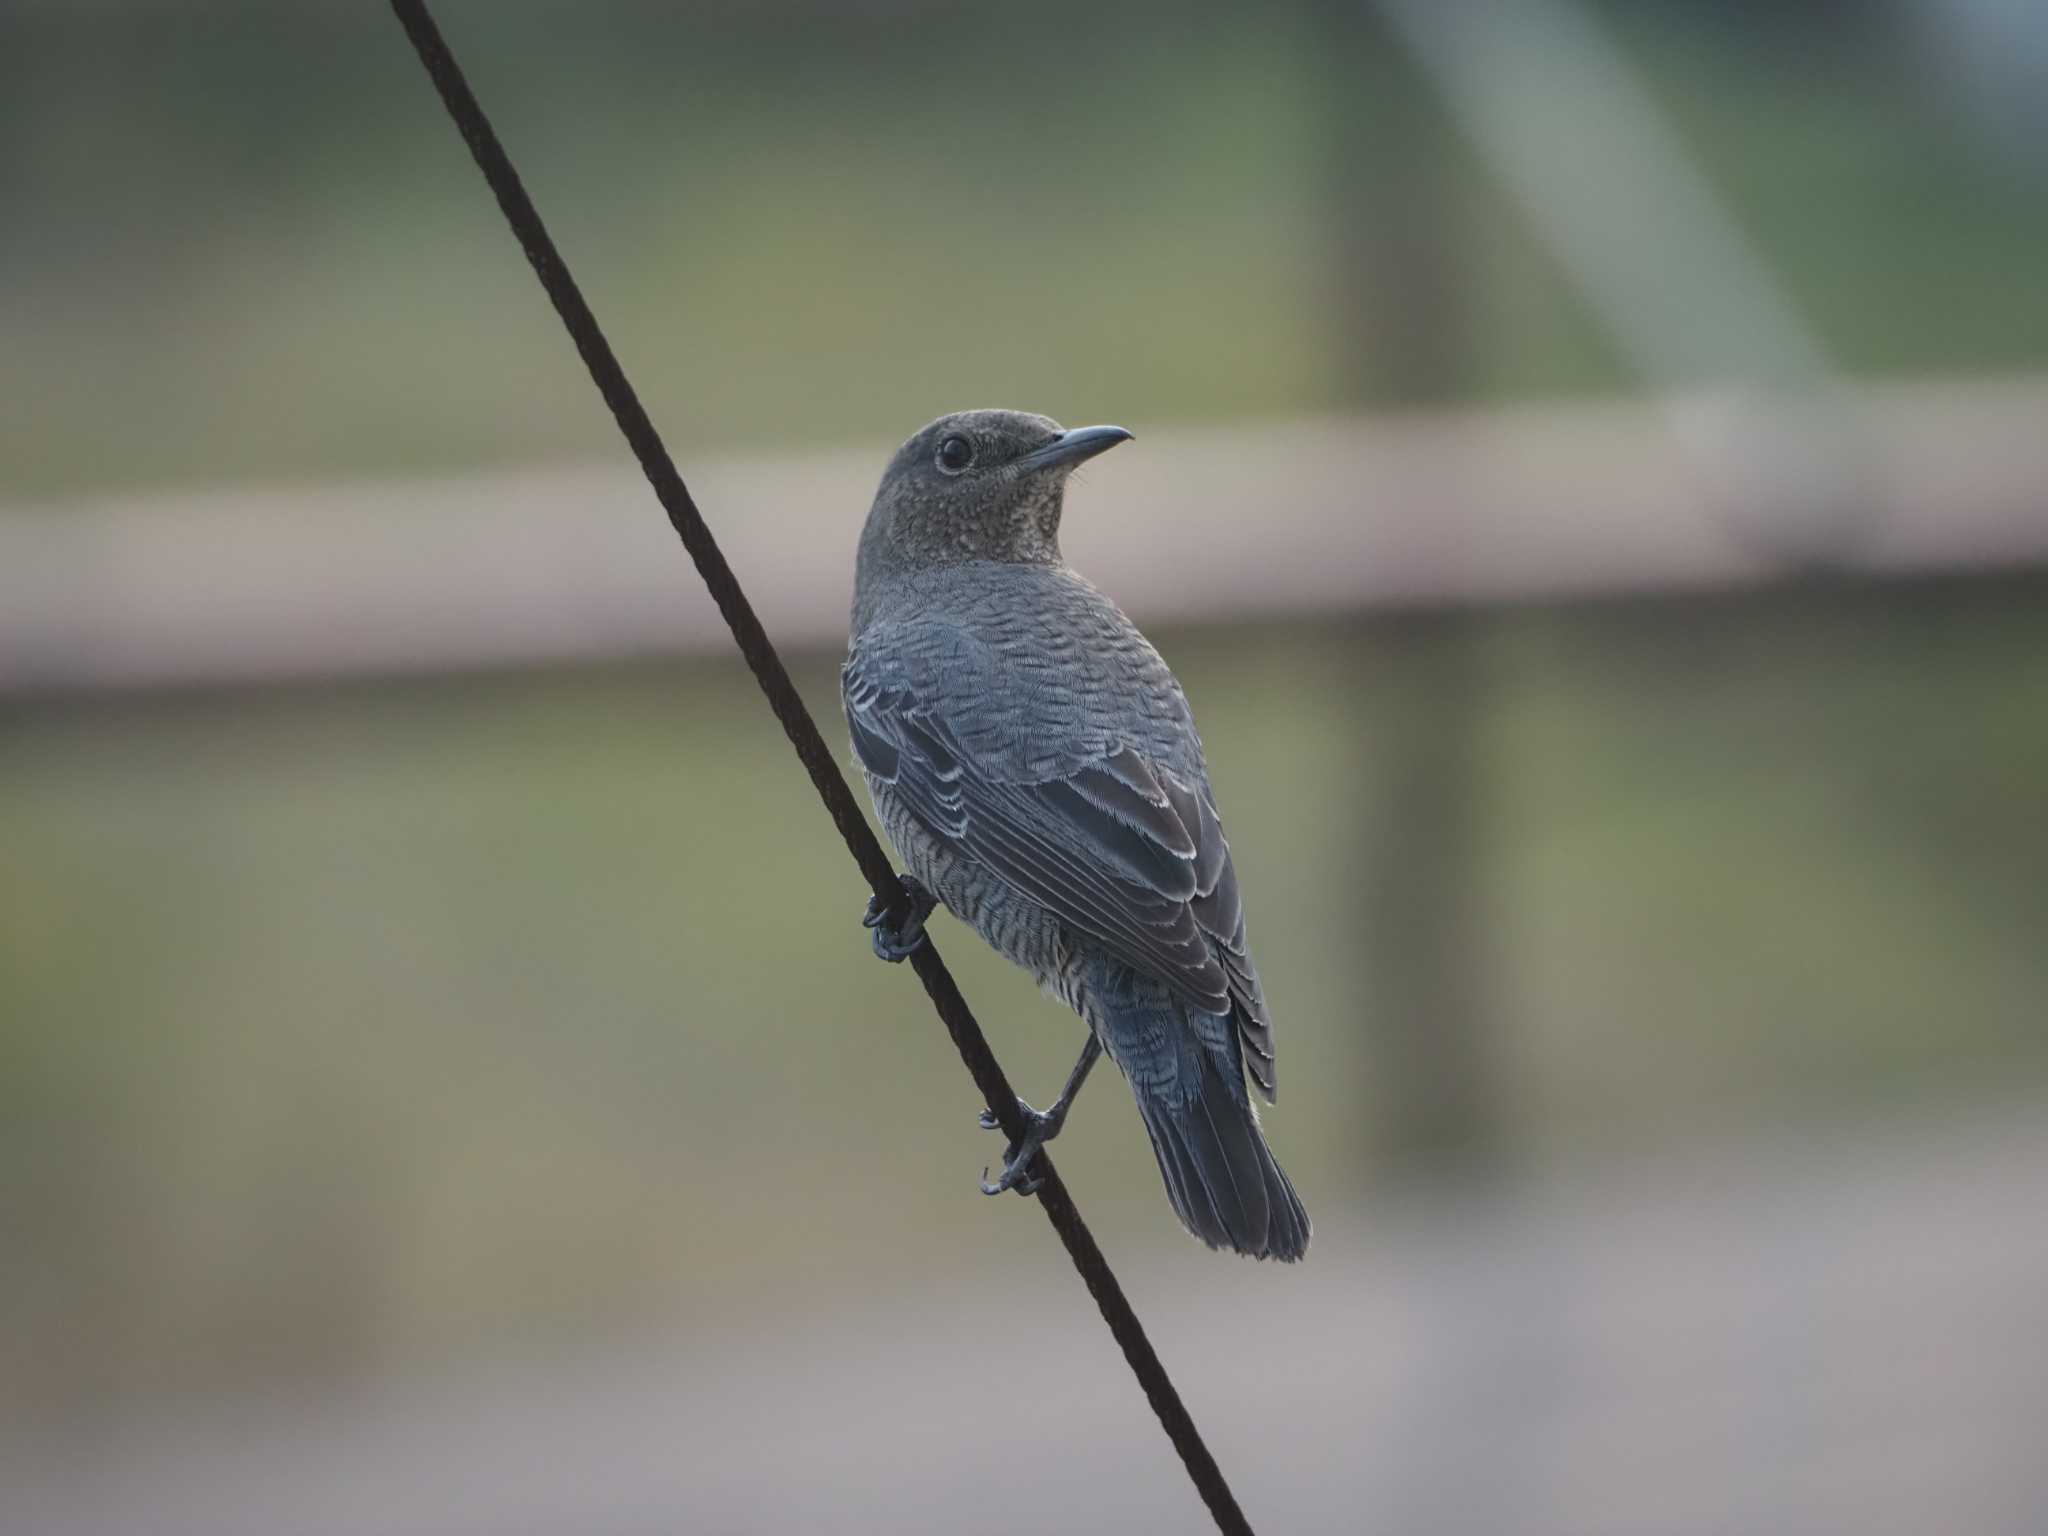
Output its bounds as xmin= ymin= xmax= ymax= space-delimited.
xmin=845 ymin=645 xmax=1276 ymax=1097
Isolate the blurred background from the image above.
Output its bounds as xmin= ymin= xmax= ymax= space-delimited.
xmin=4 ymin=1 xmax=2046 ymax=1531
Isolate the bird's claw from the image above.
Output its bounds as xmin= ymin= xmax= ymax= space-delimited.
xmin=977 ymin=1098 xmax=1063 ymax=1198
xmin=862 ymin=874 xmax=936 ymax=962
xmin=981 ymin=1160 xmax=1044 ymax=1198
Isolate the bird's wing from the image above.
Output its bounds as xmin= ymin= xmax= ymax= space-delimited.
xmin=844 ymin=635 xmax=1276 ymax=1096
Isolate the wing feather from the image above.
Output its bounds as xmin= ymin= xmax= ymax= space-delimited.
xmin=846 ymin=644 xmax=1275 ymax=1094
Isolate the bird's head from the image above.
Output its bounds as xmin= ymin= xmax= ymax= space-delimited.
xmin=857 ymin=409 xmax=1133 ymax=577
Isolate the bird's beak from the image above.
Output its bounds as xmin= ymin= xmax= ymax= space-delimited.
xmin=1016 ymin=424 xmax=1134 ymax=474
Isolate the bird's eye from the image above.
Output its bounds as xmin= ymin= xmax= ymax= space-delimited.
xmin=935 ymin=435 xmax=973 ymax=474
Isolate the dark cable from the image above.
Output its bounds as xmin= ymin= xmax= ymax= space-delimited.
xmin=385 ymin=4 xmax=1255 ymax=1531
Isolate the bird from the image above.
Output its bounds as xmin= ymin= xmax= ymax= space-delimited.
xmin=842 ymin=408 xmax=1309 ymax=1261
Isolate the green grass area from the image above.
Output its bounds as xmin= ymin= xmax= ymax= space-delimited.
xmin=4 ymin=581 xmax=2045 ymax=1407
xmin=3 ymin=3 xmax=2045 ymax=501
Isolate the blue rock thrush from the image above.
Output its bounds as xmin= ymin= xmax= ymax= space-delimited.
xmin=844 ymin=409 xmax=1309 ymax=1260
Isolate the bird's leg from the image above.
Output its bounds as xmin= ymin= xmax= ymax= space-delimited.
xmin=862 ymin=873 xmax=937 ymax=962
xmin=979 ymin=1034 xmax=1104 ymax=1197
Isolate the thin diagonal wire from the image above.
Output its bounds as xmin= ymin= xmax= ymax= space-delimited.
xmin=384 ymin=4 xmax=1253 ymax=1531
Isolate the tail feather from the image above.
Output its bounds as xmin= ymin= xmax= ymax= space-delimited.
xmin=1135 ymin=1055 xmax=1310 ymax=1261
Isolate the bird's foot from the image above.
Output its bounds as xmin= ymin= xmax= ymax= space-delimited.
xmin=977 ymin=1097 xmax=1072 ymax=1198
xmin=975 ymin=1037 xmax=1102 ymax=1198
xmin=862 ymin=874 xmax=937 ymax=963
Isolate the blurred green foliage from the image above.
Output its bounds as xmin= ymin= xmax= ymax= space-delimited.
xmin=5 ymin=584 xmax=2044 ymax=1412
xmin=3 ymin=1 xmax=2046 ymax=500
xmin=5 ymin=0 xmax=2046 ymax=1429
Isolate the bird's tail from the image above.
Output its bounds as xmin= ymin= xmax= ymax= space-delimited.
xmin=1134 ymin=1053 xmax=1310 ymax=1261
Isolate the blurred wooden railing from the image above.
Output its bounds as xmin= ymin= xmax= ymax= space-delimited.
xmin=2 ymin=375 xmax=2044 ymax=692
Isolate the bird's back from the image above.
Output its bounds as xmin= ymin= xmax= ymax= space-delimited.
xmin=846 ymin=557 xmax=1275 ymax=1081
xmin=851 ymin=560 xmax=1207 ymax=787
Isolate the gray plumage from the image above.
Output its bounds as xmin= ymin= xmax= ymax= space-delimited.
xmin=844 ymin=408 xmax=1309 ymax=1261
